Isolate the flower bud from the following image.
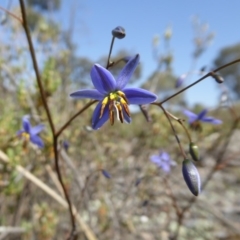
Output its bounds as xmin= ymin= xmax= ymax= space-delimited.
xmin=62 ymin=140 xmax=69 ymax=152
xmin=135 ymin=177 xmax=142 ymax=186
xmin=175 ymin=74 xmax=186 ymax=88
xmin=211 ymin=72 xmax=224 ymax=84
xmin=101 ymin=169 xmax=111 ymax=179
xmin=189 ymin=142 xmax=199 ymax=161
xmin=182 ymin=159 xmax=201 ymax=196
xmin=112 ymin=26 xmax=126 ymax=39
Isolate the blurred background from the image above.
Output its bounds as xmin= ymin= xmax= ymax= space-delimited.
xmin=0 ymin=0 xmax=240 ymax=239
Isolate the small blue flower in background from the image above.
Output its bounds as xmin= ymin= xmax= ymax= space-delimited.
xmin=150 ymin=151 xmax=176 ymax=173
xmin=183 ymin=109 xmax=222 ymax=125
xmin=62 ymin=140 xmax=70 ymax=152
xmin=17 ymin=116 xmax=44 ymax=148
xmin=70 ymin=54 xmax=157 ymax=130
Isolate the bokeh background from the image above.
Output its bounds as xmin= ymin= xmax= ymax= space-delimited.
xmin=0 ymin=0 xmax=240 ymax=239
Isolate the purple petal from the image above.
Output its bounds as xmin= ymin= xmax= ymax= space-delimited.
xmin=201 ymin=117 xmax=222 ymax=124
xmin=124 ymin=88 xmax=157 ymax=105
xmin=30 ymin=135 xmax=44 ymax=148
xmin=183 ymin=110 xmax=197 ymax=123
xmin=22 ymin=116 xmax=31 ymax=133
xmin=30 ymin=124 xmax=44 ymax=135
xmin=92 ymin=101 xmax=109 ymax=130
xmin=161 ymin=162 xmax=171 ymax=173
xmin=70 ymin=89 xmax=104 ymax=100
xmin=197 ymin=109 xmax=208 ymax=120
xmin=116 ymin=54 xmax=140 ymax=89
xmin=160 ymin=151 xmax=170 ymax=161
xmin=183 ymin=110 xmax=197 ymax=119
xmin=150 ymin=155 xmax=161 ymax=165
xmin=91 ymin=64 xmax=116 ymax=94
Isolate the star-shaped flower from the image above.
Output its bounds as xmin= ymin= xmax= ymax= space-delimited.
xmin=183 ymin=109 xmax=222 ymax=131
xmin=17 ymin=116 xmax=44 ymax=148
xmin=183 ymin=109 xmax=222 ymax=125
xmin=150 ymin=151 xmax=176 ymax=173
xmin=70 ymin=54 xmax=157 ymax=129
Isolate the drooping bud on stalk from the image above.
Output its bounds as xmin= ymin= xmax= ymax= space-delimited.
xmin=182 ymin=159 xmax=201 ymax=196
xmin=211 ymin=72 xmax=224 ymax=84
xmin=189 ymin=142 xmax=199 ymax=161
xmin=112 ymin=26 xmax=126 ymax=39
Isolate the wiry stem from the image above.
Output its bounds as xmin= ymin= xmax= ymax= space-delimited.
xmin=19 ymin=1 xmax=76 ymax=238
xmin=56 ymin=100 xmax=98 ymax=138
xmin=0 ymin=5 xmax=22 ymax=23
xmin=157 ymin=104 xmax=187 ymax=159
xmin=106 ymin=36 xmax=115 ymax=69
xmin=159 ymin=58 xmax=240 ymax=105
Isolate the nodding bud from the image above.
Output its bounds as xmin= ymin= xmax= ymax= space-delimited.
xmin=135 ymin=177 xmax=142 ymax=186
xmin=189 ymin=142 xmax=199 ymax=161
xmin=175 ymin=74 xmax=186 ymax=88
xmin=101 ymin=169 xmax=111 ymax=179
xmin=112 ymin=26 xmax=126 ymax=39
xmin=182 ymin=159 xmax=201 ymax=196
xmin=211 ymin=72 xmax=224 ymax=84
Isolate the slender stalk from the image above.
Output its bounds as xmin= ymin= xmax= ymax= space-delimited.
xmin=19 ymin=0 xmax=55 ymax=135
xmin=56 ymin=100 xmax=97 ymax=138
xmin=106 ymin=36 xmax=115 ymax=69
xmin=165 ymin=110 xmax=192 ymax=142
xmin=0 ymin=5 xmax=22 ymax=23
xmin=159 ymin=104 xmax=187 ymax=159
xmin=19 ymin=1 xmax=76 ymax=238
xmin=159 ymin=58 xmax=240 ymax=105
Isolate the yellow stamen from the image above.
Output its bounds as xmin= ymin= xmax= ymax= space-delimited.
xmin=99 ymin=96 xmax=109 ymax=118
xmin=99 ymin=90 xmax=131 ymax=125
xmin=21 ymin=132 xmax=30 ymax=141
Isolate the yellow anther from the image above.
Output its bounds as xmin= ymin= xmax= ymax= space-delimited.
xmin=99 ymin=90 xmax=130 ymax=125
xmin=22 ymin=132 xmax=30 ymax=141
xmin=99 ymin=96 xmax=109 ymax=119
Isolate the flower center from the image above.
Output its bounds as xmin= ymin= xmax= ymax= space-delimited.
xmin=21 ymin=132 xmax=30 ymax=141
xmin=99 ymin=90 xmax=130 ymax=125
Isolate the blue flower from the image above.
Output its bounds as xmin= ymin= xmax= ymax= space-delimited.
xmin=150 ymin=151 xmax=176 ymax=173
xmin=17 ymin=116 xmax=44 ymax=148
xmin=183 ymin=109 xmax=222 ymax=125
xmin=70 ymin=54 xmax=157 ymax=130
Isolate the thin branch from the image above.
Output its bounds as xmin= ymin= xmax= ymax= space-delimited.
xmin=159 ymin=58 xmax=240 ymax=105
xmin=19 ymin=0 xmax=55 ymax=135
xmin=0 ymin=5 xmax=22 ymax=23
xmin=56 ymin=100 xmax=97 ymax=138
